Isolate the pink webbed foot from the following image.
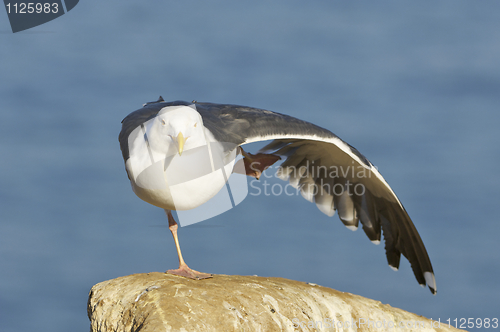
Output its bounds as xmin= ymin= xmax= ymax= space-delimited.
xmin=166 ymin=264 xmax=213 ymax=280
xmin=239 ymin=149 xmax=281 ymax=180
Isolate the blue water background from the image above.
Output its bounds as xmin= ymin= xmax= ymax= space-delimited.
xmin=1 ymin=1 xmax=499 ymax=331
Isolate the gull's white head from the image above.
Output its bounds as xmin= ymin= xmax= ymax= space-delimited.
xmin=149 ymin=105 xmax=206 ymax=155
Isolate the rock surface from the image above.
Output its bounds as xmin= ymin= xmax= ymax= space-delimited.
xmin=88 ymin=272 xmax=463 ymax=332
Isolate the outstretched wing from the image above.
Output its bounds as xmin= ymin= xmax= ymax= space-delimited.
xmin=194 ymin=101 xmax=436 ymax=294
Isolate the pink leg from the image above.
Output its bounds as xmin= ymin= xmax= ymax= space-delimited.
xmin=165 ymin=210 xmax=212 ymax=280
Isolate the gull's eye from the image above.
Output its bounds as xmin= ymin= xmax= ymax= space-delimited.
xmin=194 ymin=122 xmax=197 ymax=128
xmin=161 ymin=119 xmax=166 ymax=126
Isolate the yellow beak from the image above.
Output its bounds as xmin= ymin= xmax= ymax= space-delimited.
xmin=175 ymin=132 xmax=185 ymax=156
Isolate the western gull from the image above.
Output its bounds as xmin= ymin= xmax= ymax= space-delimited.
xmin=118 ymin=97 xmax=437 ymax=294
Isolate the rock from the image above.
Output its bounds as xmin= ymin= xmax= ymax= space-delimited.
xmin=88 ymin=273 xmax=463 ymax=332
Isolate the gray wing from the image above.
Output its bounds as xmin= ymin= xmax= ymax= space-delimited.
xmin=194 ymin=101 xmax=436 ymax=294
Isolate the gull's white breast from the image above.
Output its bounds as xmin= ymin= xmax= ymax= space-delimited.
xmin=125 ymin=123 xmax=237 ymax=211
